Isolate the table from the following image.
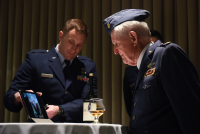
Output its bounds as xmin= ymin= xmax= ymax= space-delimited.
xmin=0 ymin=123 xmax=129 ymax=134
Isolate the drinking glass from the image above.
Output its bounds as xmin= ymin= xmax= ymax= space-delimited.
xmin=88 ymin=98 xmax=106 ymax=123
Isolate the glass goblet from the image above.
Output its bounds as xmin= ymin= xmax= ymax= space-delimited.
xmin=88 ymin=98 xmax=105 ymax=123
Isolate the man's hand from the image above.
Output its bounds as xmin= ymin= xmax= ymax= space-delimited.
xmin=13 ymin=90 xmax=42 ymax=107
xmin=46 ymin=105 xmax=59 ymax=119
xmin=13 ymin=92 xmax=22 ymax=107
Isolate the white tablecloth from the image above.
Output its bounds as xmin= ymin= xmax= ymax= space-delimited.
xmin=0 ymin=123 xmax=129 ymax=134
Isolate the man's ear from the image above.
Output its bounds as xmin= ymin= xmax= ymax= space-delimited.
xmin=129 ymin=31 xmax=137 ymax=45
xmin=59 ymin=31 xmax=64 ymax=42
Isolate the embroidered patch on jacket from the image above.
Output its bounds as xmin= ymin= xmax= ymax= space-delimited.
xmin=147 ymin=62 xmax=155 ymax=68
xmin=144 ymin=68 xmax=155 ymax=78
xmin=77 ymin=75 xmax=89 ymax=82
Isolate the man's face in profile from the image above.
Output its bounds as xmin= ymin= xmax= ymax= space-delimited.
xmin=111 ymin=30 xmax=139 ymax=66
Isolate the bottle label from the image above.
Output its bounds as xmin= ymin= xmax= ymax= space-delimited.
xmin=83 ymin=102 xmax=95 ymax=121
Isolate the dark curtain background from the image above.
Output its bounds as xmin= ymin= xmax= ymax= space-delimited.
xmin=0 ymin=0 xmax=200 ymax=126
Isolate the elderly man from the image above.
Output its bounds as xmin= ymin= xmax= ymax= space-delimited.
xmin=103 ymin=9 xmax=200 ymax=134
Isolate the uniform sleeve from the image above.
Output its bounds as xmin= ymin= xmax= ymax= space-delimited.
xmin=3 ymin=52 xmax=33 ymax=112
xmin=160 ymin=44 xmax=200 ymax=133
xmin=60 ymin=61 xmax=97 ymax=122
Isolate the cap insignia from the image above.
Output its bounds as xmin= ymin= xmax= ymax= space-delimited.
xmin=107 ymin=23 xmax=110 ymax=29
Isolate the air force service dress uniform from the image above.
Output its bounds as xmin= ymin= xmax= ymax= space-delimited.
xmin=103 ymin=9 xmax=200 ymax=134
xmin=4 ymin=45 xmax=97 ymax=122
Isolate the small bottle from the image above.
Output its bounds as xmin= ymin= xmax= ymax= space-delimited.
xmin=85 ymin=73 xmax=94 ymax=100
xmin=83 ymin=73 xmax=94 ymax=121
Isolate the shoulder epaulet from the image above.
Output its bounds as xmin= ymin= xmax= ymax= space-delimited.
xmin=31 ymin=49 xmax=49 ymax=53
xmin=165 ymin=41 xmax=171 ymax=45
xmin=76 ymin=55 xmax=93 ymax=62
xmin=160 ymin=41 xmax=171 ymax=46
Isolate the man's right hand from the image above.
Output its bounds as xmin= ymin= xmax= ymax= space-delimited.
xmin=13 ymin=92 xmax=23 ymax=107
xmin=13 ymin=90 xmax=42 ymax=107
xmin=14 ymin=92 xmax=23 ymax=106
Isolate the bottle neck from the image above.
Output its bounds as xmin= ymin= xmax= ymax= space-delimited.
xmin=85 ymin=75 xmax=94 ymax=100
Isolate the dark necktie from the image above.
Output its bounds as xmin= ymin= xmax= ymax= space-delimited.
xmin=63 ymin=60 xmax=70 ymax=80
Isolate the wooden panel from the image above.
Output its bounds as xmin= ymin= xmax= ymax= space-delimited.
xmin=176 ymin=0 xmax=187 ymax=52
xmin=39 ymin=0 xmax=49 ymax=50
xmin=152 ymin=0 xmax=163 ymax=41
xmin=31 ymin=0 xmax=40 ymax=49
xmin=93 ymin=0 xmax=103 ymax=103
xmin=0 ymin=0 xmax=9 ymax=122
xmin=102 ymin=0 xmax=112 ymax=124
xmin=48 ymin=0 xmax=57 ymax=49
xmin=11 ymin=0 xmax=24 ymax=122
xmin=163 ymin=0 xmax=175 ymax=42
xmin=111 ymin=0 xmax=122 ymax=125
xmin=82 ymin=0 xmax=93 ymax=59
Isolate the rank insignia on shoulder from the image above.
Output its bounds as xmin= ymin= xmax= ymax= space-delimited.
xmin=147 ymin=62 xmax=155 ymax=68
xmin=144 ymin=68 xmax=155 ymax=78
xmin=31 ymin=49 xmax=49 ymax=53
xmin=165 ymin=41 xmax=171 ymax=45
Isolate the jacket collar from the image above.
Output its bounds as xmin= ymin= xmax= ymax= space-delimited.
xmin=135 ymin=40 xmax=162 ymax=89
xmin=48 ymin=46 xmax=85 ymax=89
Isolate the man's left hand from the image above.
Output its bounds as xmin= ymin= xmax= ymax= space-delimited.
xmin=46 ymin=105 xmax=59 ymax=119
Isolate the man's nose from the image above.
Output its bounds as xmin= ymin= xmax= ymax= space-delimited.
xmin=114 ymin=47 xmax=119 ymax=55
xmin=71 ymin=45 xmax=77 ymax=52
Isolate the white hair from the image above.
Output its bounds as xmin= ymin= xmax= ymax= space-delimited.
xmin=112 ymin=21 xmax=151 ymax=40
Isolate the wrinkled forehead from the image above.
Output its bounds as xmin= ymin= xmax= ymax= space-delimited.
xmin=111 ymin=32 xmax=124 ymax=46
xmin=110 ymin=31 xmax=117 ymax=44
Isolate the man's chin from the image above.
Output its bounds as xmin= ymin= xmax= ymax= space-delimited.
xmin=65 ymin=56 xmax=75 ymax=60
xmin=123 ymin=60 xmax=136 ymax=66
xmin=122 ymin=60 xmax=128 ymax=65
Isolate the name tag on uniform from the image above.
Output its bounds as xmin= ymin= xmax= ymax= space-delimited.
xmin=41 ymin=73 xmax=53 ymax=78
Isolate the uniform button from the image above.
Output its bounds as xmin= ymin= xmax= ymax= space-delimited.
xmin=65 ymin=91 xmax=68 ymax=94
xmin=132 ymin=116 xmax=136 ymax=120
xmin=134 ymin=102 xmax=137 ymax=106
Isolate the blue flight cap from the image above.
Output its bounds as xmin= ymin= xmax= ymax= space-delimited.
xmin=103 ymin=9 xmax=150 ymax=35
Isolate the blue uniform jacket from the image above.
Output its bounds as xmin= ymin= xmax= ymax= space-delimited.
xmin=4 ymin=46 xmax=97 ymax=122
xmin=124 ymin=40 xmax=200 ymax=134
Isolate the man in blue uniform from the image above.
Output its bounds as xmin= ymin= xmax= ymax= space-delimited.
xmin=103 ymin=9 xmax=200 ymax=133
xmin=150 ymin=29 xmax=163 ymax=43
xmin=4 ymin=19 xmax=97 ymax=122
